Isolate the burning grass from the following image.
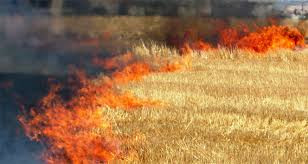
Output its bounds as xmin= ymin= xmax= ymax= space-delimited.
xmin=17 ymin=20 xmax=308 ymax=163
xmin=236 ymin=26 xmax=305 ymax=52
xmin=176 ymin=25 xmax=305 ymax=54
xmin=18 ymin=49 xmax=188 ymax=163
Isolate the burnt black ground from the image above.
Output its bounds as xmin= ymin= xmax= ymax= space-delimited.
xmin=0 ymin=62 xmax=107 ymax=164
xmin=0 ymin=73 xmax=56 ymax=164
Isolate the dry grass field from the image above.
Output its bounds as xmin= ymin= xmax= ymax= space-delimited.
xmin=3 ymin=16 xmax=307 ymax=163
xmin=102 ymin=44 xmax=308 ymax=163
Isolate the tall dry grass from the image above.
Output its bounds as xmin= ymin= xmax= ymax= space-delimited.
xmin=103 ymin=43 xmax=308 ymax=163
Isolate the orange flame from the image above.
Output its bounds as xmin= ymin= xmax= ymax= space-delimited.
xmin=191 ymin=40 xmax=212 ymax=52
xmin=219 ymin=28 xmax=241 ymax=47
xmin=178 ymin=29 xmax=213 ymax=55
xmin=112 ymin=63 xmax=152 ymax=84
xmin=20 ymin=91 xmax=117 ymax=164
xmin=160 ymin=55 xmax=192 ymax=72
xmin=93 ymin=52 xmax=134 ymax=70
xmin=237 ymin=25 xmax=305 ymax=53
xmin=19 ymin=50 xmax=187 ymax=163
xmin=176 ymin=25 xmax=305 ymax=54
xmin=18 ymin=69 xmax=157 ymax=163
xmin=160 ymin=61 xmax=183 ymax=72
xmin=19 ymin=76 xmax=118 ymax=163
xmin=180 ymin=40 xmax=212 ymax=55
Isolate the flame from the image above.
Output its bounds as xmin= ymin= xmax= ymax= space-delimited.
xmin=237 ymin=25 xmax=305 ymax=53
xmin=160 ymin=61 xmax=183 ymax=72
xmin=19 ymin=21 xmax=304 ymax=163
xmin=19 ymin=87 xmax=117 ymax=163
xmin=112 ymin=63 xmax=152 ymax=84
xmin=217 ymin=21 xmax=250 ymax=48
xmin=19 ymin=50 xmax=187 ymax=163
xmin=219 ymin=28 xmax=241 ymax=47
xmin=173 ymin=23 xmax=305 ymax=54
xmin=179 ymin=29 xmax=213 ymax=55
xmin=191 ymin=40 xmax=212 ymax=52
xmin=160 ymin=55 xmax=192 ymax=72
xmin=19 ymin=77 xmax=116 ymax=163
xmin=180 ymin=43 xmax=193 ymax=55
xmin=180 ymin=40 xmax=213 ymax=55
xmin=93 ymin=52 xmax=134 ymax=70
xmin=18 ymin=69 xmax=156 ymax=163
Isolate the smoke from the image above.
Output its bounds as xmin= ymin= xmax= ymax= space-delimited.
xmin=0 ymin=15 xmax=63 ymax=74
xmin=0 ymin=10 xmax=94 ymax=163
xmin=0 ymin=14 xmax=105 ymax=76
xmin=252 ymin=3 xmax=274 ymax=18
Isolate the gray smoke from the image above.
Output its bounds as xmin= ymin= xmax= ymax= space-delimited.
xmin=252 ymin=3 xmax=274 ymax=18
xmin=0 ymin=13 xmax=102 ymax=76
xmin=1 ymin=0 xmax=306 ymax=76
xmin=0 ymin=14 xmax=65 ymax=74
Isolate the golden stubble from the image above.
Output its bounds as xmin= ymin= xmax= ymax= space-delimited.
xmin=103 ymin=43 xmax=308 ymax=163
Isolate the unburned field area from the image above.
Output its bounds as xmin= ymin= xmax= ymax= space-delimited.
xmin=105 ymin=47 xmax=308 ymax=163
